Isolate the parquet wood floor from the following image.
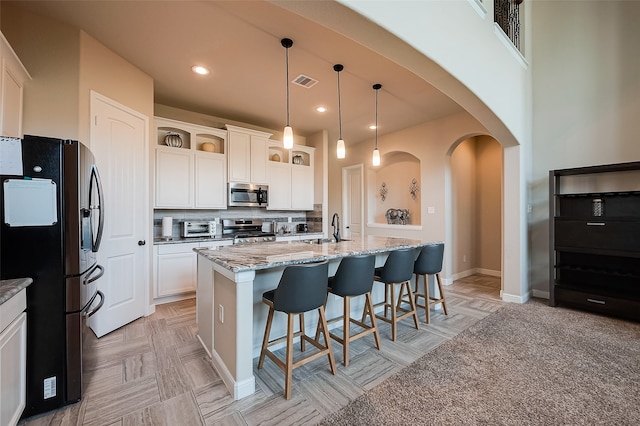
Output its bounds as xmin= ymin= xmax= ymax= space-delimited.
xmin=19 ymin=275 xmax=502 ymax=426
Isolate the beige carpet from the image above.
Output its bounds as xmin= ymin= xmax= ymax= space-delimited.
xmin=319 ymin=299 xmax=640 ymax=425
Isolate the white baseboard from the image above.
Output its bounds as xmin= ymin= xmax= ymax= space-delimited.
xmin=450 ymin=268 xmax=501 ymax=282
xmin=501 ymin=290 xmax=530 ymax=304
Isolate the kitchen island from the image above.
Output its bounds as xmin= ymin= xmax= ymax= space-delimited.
xmin=195 ymin=236 xmax=434 ymax=400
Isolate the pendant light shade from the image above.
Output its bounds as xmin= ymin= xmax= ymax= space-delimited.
xmin=334 ymin=64 xmax=346 ymax=159
xmin=281 ymin=38 xmax=294 ymax=149
xmin=372 ymin=83 xmax=382 ymax=167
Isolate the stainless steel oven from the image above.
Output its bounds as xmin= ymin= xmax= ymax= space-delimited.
xmin=228 ymin=183 xmax=268 ymax=207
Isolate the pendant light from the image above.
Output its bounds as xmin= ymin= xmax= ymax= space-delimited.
xmin=334 ymin=64 xmax=346 ymax=159
xmin=281 ymin=38 xmax=294 ymax=149
xmin=372 ymin=83 xmax=382 ymax=166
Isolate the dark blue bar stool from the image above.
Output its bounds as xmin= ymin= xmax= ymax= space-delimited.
xmin=257 ymin=261 xmax=336 ymax=399
xmin=324 ymin=255 xmax=380 ymax=366
xmin=372 ymin=248 xmax=420 ymax=341
xmin=413 ymin=243 xmax=448 ymax=324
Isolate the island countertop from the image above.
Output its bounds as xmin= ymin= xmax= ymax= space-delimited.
xmin=196 ymin=235 xmax=436 ymax=273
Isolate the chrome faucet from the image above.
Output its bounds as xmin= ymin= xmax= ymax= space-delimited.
xmin=331 ymin=213 xmax=341 ymax=242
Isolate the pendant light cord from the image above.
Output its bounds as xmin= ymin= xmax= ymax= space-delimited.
xmin=285 ymin=46 xmax=290 ymax=127
xmin=375 ymin=85 xmax=379 ymax=149
xmin=337 ymin=69 xmax=343 ymax=140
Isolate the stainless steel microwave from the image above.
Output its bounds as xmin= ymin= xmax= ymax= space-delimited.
xmin=228 ymin=183 xmax=268 ymax=207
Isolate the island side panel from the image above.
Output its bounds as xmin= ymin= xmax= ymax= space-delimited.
xmin=196 ymin=256 xmax=214 ymax=357
xmin=213 ymin=268 xmax=256 ymax=399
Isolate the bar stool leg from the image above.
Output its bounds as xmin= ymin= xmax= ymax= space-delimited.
xmin=299 ymin=312 xmax=305 ymax=352
xmin=343 ymin=296 xmax=351 ymax=366
xmin=365 ymin=292 xmax=381 ymax=350
xmin=436 ymin=273 xmax=448 ymax=315
xmin=318 ymin=306 xmax=337 ymax=374
xmin=390 ymin=283 xmax=397 ymax=341
xmin=404 ymin=281 xmax=420 ymax=329
xmin=285 ymin=313 xmax=295 ymax=400
xmin=258 ymin=305 xmax=275 ymax=369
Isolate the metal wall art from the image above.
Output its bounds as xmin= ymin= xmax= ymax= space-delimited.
xmin=409 ymin=178 xmax=419 ymax=200
xmin=379 ymin=182 xmax=388 ymax=202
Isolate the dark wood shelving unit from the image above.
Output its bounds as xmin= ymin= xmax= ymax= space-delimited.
xmin=549 ymin=161 xmax=640 ymax=321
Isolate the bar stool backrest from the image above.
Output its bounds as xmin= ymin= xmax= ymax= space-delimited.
xmin=330 ymin=255 xmax=376 ymax=297
xmin=273 ymin=261 xmax=329 ymax=313
xmin=414 ymin=243 xmax=444 ymax=275
xmin=377 ymin=248 xmax=416 ymax=283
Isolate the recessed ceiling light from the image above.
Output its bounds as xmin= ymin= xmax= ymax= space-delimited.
xmin=369 ymin=125 xmax=377 ymax=130
xmin=316 ymin=106 xmax=327 ymax=113
xmin=192 ymin=65 xmax=210 ymax=75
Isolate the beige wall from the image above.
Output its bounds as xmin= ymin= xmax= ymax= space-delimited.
xmin=373 ymin=152 xmax=421 ymax=224
xmin=476 ymin=136 xmax=502 ymax=273
xmin=1 ymin=3 xmax=80 ymax=139
xmin=1 ymin=4 xmax=154 ymax=144
xmin=450 ymin=136 xmax=502 ymax=277
xmin=530 ymin=1 xmax=640 ymax=296
xmin=78 ymin=31 xmax=154 ymax=145
xmin=451 ymin=139 xmax=476 ymax=275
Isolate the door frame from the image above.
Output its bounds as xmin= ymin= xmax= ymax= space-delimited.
xmin=341 ymin=164 xmax=365 ymax=238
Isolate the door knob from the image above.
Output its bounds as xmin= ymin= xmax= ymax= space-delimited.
xmin=138 ymin=240 xmax=146 ymax=246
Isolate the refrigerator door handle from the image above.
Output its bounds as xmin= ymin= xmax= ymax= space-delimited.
xmin=84 ymin=263 xmax=104 ymax=285
xmin=89 ymin=164 xmax=105 ymax=252
xmin=84 ymin=290 xmax=104 ymax=318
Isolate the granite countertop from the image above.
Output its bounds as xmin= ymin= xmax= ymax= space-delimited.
xmin=196 ymin=235 xmax=438 ymax=273
xmin=0 ymin=277 xmax=33 ymax=305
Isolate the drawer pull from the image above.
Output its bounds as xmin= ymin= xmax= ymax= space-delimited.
xmin=586 ymin=222 xmax=605 ymax=226
xmin=586 ymin=298 xmax=606 ymax=305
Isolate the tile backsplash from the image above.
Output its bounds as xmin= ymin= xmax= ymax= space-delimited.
xmin=153 ymin=207 xmax=323 ymax=240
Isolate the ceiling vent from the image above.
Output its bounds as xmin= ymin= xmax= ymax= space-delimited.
xmin=292 ymin=74 xmax=318 ymax=88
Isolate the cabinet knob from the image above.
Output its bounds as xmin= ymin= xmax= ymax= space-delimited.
xmin=138 ymin=240 xmax=146 ymax=246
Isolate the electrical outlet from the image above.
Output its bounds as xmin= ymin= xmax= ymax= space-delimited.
xmin=218 ymin=304 xmax=224 ymax=323
xmin=463 ymin=255 xmax=467 ymax=263
xmin=427 ymin=206 xmax=435 ymax=214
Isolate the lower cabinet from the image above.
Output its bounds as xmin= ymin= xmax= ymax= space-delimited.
xmin=154 ymin=240 xmax=232 ymax=301
xmin=0 ymin=290 xmax=27 ymax=426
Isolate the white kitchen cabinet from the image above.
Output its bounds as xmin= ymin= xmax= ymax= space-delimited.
xmin=0 ymin=289 xmax=27 ymax=426
xmin=154 ymin=240 xmax=232 ymax=302
xmin=155 ymin=148 xmax=193 ymax=207
xmin=226 ymin=124 xmax=271 ymax=184
xmin=267 ymin=142 xmax=315 ymax=210
xmin=154 ymin=117 xmax=227 ymax=209
xmin=0 ymin=32 xmax=30 ymax=138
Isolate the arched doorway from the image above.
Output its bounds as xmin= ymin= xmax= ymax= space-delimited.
xmin=446 ymin=135 xmax=503 ymax=296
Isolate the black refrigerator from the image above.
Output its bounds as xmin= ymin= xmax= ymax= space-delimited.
xmin=0 ymin=135 xmax=105 ymax=418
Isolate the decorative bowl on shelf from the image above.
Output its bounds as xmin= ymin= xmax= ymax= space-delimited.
xmin=271 ymin=153 xmax=281 ymax=162
xmin=201 ymin=142 xmax=216 ymax=152
xmin=293 ymin=154 xmax=304 ymax=165
xmin=164 ymin=132 xmax=183 ymax=148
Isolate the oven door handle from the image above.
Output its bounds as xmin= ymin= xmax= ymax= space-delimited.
xmin=84 ymin=290 xmax=104 ymax=318
xmin=84 ymin=264 xmax=104 ymax=286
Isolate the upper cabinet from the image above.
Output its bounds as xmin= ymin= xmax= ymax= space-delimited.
xmin=226 ymin=124 xmax=271 ymax=185
xmin=267 ymin=141 xmax=315 ymax=211
xmin=0 ymin=32 xmax=31 ymax=138
xmin=154 ymin=117 xmax=227 ymax=209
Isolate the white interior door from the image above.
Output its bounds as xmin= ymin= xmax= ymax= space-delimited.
xmin=342 ymin=165 xmax=364 ymax=239
xmin=88 ymin=91 xmax=148 ymax=337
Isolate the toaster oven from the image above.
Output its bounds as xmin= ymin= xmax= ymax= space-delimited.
xmin=181 ymin=221 xmax=216 ymax=238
